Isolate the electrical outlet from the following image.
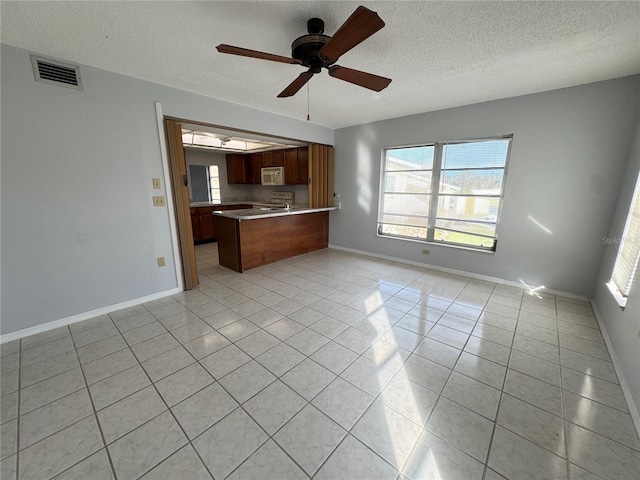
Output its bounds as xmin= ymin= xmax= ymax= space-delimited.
xmin=157 ymin=257 xmax=165 ymax=267
xmin=152 ymin=178 xmax=161 ymax=189
xmin=152 ymin=196 xmax=165 ymax=207
xmin=422 ymin=249 xmax=430 ymax=255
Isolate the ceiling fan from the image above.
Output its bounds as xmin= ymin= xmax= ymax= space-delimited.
xmin=216 ymin=6 xmax=392 ymax=98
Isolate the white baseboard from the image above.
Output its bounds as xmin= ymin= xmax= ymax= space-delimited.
xmin=327 ymin=244 xmax=590 ymax=301
xmin=591 ymin=301 xmax=640 ymax=439
xmin=0 ymin=287 xmax=182 ymax=344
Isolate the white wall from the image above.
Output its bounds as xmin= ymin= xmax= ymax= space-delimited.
xmin=0 ymin=44 xmax=332 ymax=335
xmin=331 ymin=76 xmax=640 ymax=297
xmin=593 ymin=121 xmax=640 ymax=412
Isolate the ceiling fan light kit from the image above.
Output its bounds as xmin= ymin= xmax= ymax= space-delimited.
xmin=216 ymin=6 xmax=392 ymax=98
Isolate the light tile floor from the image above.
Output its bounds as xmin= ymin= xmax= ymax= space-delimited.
xmin=1 ymin=243 xmax=639 ymax=479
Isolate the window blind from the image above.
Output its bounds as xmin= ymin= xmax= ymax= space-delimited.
xmin=611 ymin=175 xmax=640 ymax=297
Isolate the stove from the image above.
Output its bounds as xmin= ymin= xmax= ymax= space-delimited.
xmin=254 ymin=191 xmax=295 ymax=208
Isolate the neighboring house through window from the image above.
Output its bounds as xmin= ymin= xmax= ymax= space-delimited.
xmin=378 ymin=137 xmax=512 ymax=251
xmin=209 ymin=165 xmax=221 ymax=203
xmin=607 ymin=172 xmax=640 ymax=308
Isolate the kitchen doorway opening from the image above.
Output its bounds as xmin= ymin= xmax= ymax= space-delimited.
xmin=160 ymin=115 xmax=310 ymax=291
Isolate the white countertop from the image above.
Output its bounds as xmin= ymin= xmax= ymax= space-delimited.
xmin=213 ymin=206 xmax=337 ymax=220
xmin=189 ymin=201 xmax=252 ymax=207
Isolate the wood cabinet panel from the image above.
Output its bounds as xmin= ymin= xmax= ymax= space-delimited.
xmin=262 ymin=151 xmax=273 ymax=167
xmin=250 ymin=154 xmax=263 ymax=184
xmin=216 ymin=212 xmax=329 ymax=272
xmin=215 ymin=215 xmax=242 ymax=272
xmin=226 ymin=154 xmax=249 ymax=184
xmin=284 ymin=149 xmax=298 ymax=185
xmin=272 ymin=150 xmax=284 ymax=167
xmin=200 ymin=212 xmax=215 ymax=241
xmin=191 ymin=207 xmax=215 ymax=242
xmin=297 ymin=147 xmax=309 ymax=185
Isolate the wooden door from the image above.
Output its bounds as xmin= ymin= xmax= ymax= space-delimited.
xmin=284 ymin=149 xmax=298 ymax=185
xmin=308 ymin=145 xmax=334 ymax=208
xmin=164 ymin=119 xmax=198 ymax=289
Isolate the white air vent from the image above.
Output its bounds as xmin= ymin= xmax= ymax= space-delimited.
xmin=31 ymin=55 xmax=83 ymax=90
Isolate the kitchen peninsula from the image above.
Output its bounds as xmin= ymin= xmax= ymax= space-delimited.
xmin=214 ymin=206 xmax=336 ymax=272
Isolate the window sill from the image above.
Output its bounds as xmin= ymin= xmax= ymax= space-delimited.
xmin=376 ymin=233 xmax=496 ymax=254
xmin=606 ymin=280 xmax=627 ymax=310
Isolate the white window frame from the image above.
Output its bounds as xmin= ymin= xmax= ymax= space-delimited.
xmin=377 ymin=136 xmax=512 ymax=252
xmin=208 ymin=165 xmax=221 ymax=204
xmin=607 ymin=172 xmax=640 ymax=309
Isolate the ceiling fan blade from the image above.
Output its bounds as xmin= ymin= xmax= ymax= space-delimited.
xmin=328 ymin=66 xmax=391 ymax=92
xmin=318 ymin=6 xmax=385 ymax=64
xmin=216 ymin=44 xmax=301 ymax=65
xmin=277 ymin=72 xmax=314 ymax=98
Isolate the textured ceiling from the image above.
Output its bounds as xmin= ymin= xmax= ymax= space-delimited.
xmin=2 ymin=1 xmax=639 ymax=129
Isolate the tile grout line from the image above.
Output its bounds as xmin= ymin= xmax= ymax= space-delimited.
xmin=557 ymin=294 xmax=573 ymax=480
xmin=15 ymin=338 xmax=22 ymax=480
xmin=480 ymin=284 xmax=524 ymax=479
xmin=69 ymin=325 xmax=120 ymax=480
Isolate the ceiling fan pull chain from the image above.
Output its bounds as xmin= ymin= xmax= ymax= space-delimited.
xmin=307 ymin=82 xmax=310 ymax=122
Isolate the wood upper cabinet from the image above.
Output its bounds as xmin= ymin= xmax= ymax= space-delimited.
xmin=297 ymin=147 xmax=309 ymax=185
xmin=250 ymin=154 xmax=262 ymax=184
xmin=284 ymin=147 xmax=309 ymax=185
xmin=227 ymin=147 xmax=309 ymax=185
xmin=226 ymin=154 xmax=249 ymax=184
xmin=284 ymin=149 xmax=298 ymax=185
xmin=262 ymin=151 xmax=284 ymax=167
xmin=272 ymin=150 xmax=284 ymax=167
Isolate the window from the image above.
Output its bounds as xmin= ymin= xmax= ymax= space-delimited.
xmin=378 ymin=137 xmax=512 ymax=251
xmin=608 ymin=173 xmax=640 ymax=308
xmin=208 ymin=165 xmax=221 ymax=203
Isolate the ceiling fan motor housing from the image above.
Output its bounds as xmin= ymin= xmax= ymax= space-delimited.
xmin=292 ymin=18 xmax=332 ymax=73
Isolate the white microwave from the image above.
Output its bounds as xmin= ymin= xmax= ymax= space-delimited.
xmin=261 ymin=167 xmax=285 ymax=185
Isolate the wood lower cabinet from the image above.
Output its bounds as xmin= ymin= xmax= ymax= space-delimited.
xmin=191 ymin=204 xmax=252 ymax=243
xmin=216 ymin=212 xmax=329 ymax=272
xmin=192 ymin=207 xmax=216 ymax=242
xmin=191 ymin=210 xmax=201 ymax=242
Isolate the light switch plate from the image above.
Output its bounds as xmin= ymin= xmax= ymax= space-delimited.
xmin=152 ymin=196 xmax=166 ymax=207
xmin=157 ymin=257 xmax=165 ymax=267
xmin=152 ymin=178 xmax=161 ymax=189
